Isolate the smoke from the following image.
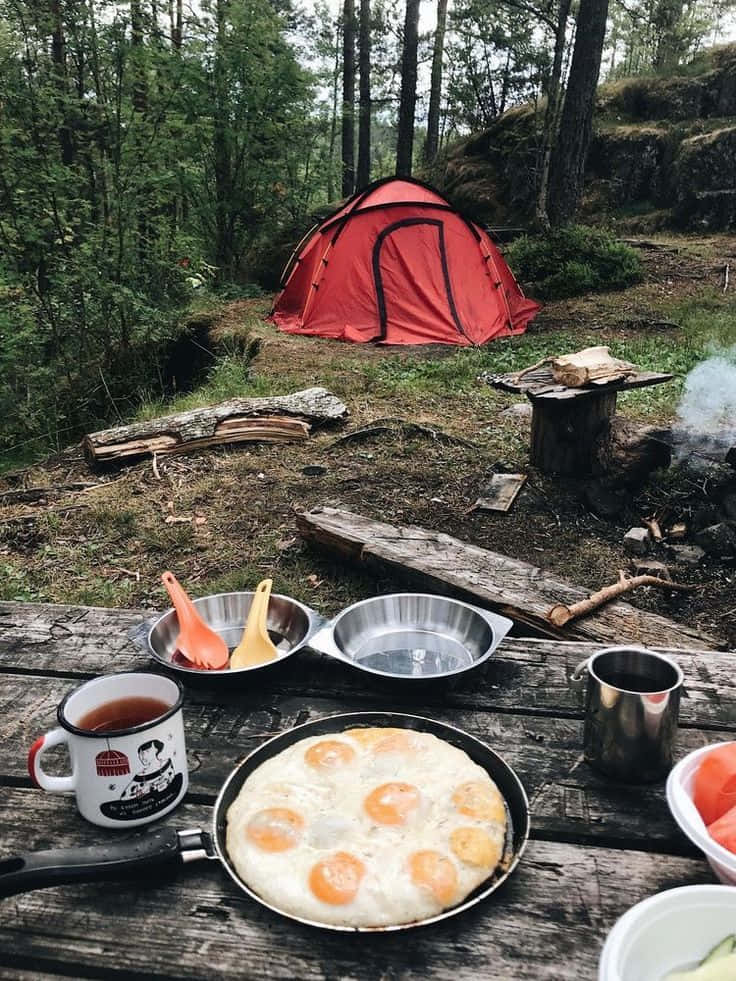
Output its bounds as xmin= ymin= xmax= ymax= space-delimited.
xmin=677 ymin=347 xmax=736 ymax=435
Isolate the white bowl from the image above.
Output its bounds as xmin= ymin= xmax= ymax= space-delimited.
xmin=667 ymin=741 xmax=736 ymax=884
xmin=599 ymin=885 xmax=736 ymax=980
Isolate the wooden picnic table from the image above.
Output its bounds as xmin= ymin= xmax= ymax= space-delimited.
xmin=483 ymin=365 xmax=673 ymax=475
xmin=0 ymin=600 xmax=733 ymax=979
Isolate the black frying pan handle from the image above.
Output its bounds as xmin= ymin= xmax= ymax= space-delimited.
xmin=0 ymin=826 xmax=184 ymax=898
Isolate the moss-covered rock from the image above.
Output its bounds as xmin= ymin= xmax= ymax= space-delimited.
xmin=675 ymin=126 xmax=736 ymax=229
xmin=433 ymin=42 xmax=736 ymax=232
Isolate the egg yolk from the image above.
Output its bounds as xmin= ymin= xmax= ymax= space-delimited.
xmin=305 ymin=740 xmax=356 ymax=769
xmin=452 ymin=781 xmax=505 ymax=822
xmin=364 ymin=782 xmax=421 ymax=825
xmin=246 ymin=808 xmax=304 ymax=852
xmin=345 ymin=726 xmax=405 ymax=748
xmin=309 ymin=851 xmax=365 ymax=905
xmin=372 ymin=731 xmax=416 ymax=755
xmin=409 ymin=850 xmax=458 ymax=905
xmin=450 ymin=826 xmax=501 ymax=868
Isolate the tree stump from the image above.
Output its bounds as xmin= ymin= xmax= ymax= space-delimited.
xmin=530 ymin=390 xmax=617 ymax=475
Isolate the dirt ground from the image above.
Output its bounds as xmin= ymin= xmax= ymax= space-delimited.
xmin=1 ymin=234 xmax=735 ymax=648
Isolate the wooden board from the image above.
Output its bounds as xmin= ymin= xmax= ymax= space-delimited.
xmin=0 ymin=796 xmax=709 ymax=981
xmin=296 ymin=508 xmax=720 ymax=649
xmin=473 ymin=474 xmax=527 ymax=513
xmin=483 ymin=367 xmax=673 ymax=401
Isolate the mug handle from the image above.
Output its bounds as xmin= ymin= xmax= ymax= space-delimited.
xmin=28 ymin=728 xmax=76 ymax=794
xmin=569 ymin=658 xmax=589 ymax=691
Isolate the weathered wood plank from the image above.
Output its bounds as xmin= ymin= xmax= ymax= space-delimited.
xmin=483 ymin=366 xmax=673 ymax=399
xmin=0 ymin=602 xmax=733 ymax=727
xmin=0 ymin=789 xmax=710 ymax=981
xmin=297 ymin=507 xmax=718 ymax=648
xmin=0 ymin=675 xmax=717 ymax=850
xmin=296 ymin=508 xmax=720 ymax=648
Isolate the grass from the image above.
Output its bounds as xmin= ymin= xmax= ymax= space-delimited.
xmin=349 ymin=288 xmax=736 ymax=424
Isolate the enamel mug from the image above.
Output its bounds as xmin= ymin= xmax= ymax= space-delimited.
xmin=28 ymin=672 xmax=188 ymax=828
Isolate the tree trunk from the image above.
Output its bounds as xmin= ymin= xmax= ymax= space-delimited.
xmin=653 ymin=0 xmax=685 ymax=69
xmin=534 ymin=0 xmax=571 ymax=231
xmin=213 ymin=0 xmax=233 ymax=277
xmin=130 ymin=0 xmax=150 ymax=268
xmin=395 ymin=0 xmax=420 ymax=177
xmin=341 ymin=0 xmax=356 ymax=197
xmin=50 ymin=0 xmax=74 ymax=166
xmin=424 ymin=0 xmax=448 ymax=163
xmin=530 ymin=390 xmax=617 ymax=475
xmin=130 ymin=0 xmax=147 ymax=116
xmin=328 ymin=17 xmax=340 ymax=201
xmin=297 ymin=507 xmax=718 ymax=648
xmin=356 ymin=0 xmax=371 ymax=188
xmin=173 ymin=0 xmax=183 ymax=48
xmin=548 ymin=0 xmax=609 ymax=226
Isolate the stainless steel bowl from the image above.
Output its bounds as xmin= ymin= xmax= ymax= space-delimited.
xmin=147 ymin=591 xmax=319 ymax=678
xmin=308 ymin=593 xmax=512 ymax=682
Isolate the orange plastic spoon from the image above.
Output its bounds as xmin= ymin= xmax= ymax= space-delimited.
xmin=161 ymin=571 xmax=229 ymax=670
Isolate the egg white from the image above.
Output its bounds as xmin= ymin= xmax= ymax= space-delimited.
xmin=225 ymin=727 xmax=508 ymax=927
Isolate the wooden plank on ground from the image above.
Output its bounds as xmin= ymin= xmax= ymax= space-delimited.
xmin=0 ymin=789 xmax=710 ymax=981
xmin=473 ymin=474 xmax=527 ymax=513
xmin=296 ymin=508 xmax=720 ymax=649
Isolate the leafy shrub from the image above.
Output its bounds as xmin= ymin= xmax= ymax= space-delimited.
xmin=507 ymin=225 xmax=643 ymax=300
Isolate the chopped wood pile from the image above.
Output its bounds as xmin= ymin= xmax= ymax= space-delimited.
xmin=515 ymin=346 xmax=637 ymax=388
xmin=83 ymin=388 xmax=347 ymax=466
xmin=297 ymin=507 xmax=720 ymax=649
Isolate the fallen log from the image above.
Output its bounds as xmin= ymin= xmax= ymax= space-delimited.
xmin=83 ymin=388 xmax=347 ymax=466
xmin=296 ymin=507 xmax=720 ymax=649
xmin=547 ymin=570 xmax=695 ymax=628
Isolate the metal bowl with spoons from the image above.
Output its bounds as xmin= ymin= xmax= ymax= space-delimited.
xmin=145 ymin=590 xmax=512 ymax=687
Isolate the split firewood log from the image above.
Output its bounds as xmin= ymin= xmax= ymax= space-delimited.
xmin=548 ymin=569 xmax=695 ymax=628
xmin=83 ymin=388 xmax=347 ymax=466
xmin=515 ymin=346 xmax=637 ymax=389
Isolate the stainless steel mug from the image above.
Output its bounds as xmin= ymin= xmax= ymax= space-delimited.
xmin=571 ymin=646 xmax=684 ymax=783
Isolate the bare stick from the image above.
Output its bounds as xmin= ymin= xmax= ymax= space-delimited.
xmin=644 ymin=517 xmax=663 ymax=541
xmin=514 ymin=356 xmax=555 ymax=381
xmin=724 ymin=263 xmax=730 ymax=293
xmin=548 ymin=570 xmax=695 ymax=627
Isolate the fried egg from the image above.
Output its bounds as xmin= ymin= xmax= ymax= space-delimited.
xmin=225 ymin=726 xmax=508 ymax=927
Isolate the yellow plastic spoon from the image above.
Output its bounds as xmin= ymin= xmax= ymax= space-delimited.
xmin=229 ymin=579 xmax=279 ymax=669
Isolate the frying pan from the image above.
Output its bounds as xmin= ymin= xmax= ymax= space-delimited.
xmin=0 ymin=713 xmax=530 ymax=931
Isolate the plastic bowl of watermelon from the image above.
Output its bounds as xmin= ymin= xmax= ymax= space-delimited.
xmin=667 ymin=742 xmax=736 ymax=884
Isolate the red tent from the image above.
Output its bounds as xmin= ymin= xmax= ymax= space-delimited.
xmin=270 ymin=177 xmax=540 ymax=346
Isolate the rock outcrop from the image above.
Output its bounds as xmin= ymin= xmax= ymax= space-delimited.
xmin=435 ymin=44 xmax=736 ymax=231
